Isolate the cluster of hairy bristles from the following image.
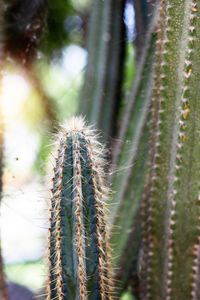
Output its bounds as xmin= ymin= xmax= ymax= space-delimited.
xmin=46 ymin=117 xmax=113 ymax=300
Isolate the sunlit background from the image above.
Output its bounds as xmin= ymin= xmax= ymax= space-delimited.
xmin=0 ymin=0 xmax=135 ymax=299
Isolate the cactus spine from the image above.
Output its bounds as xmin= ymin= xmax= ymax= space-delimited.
xmin=47 ymin=117 xmax=112 ymax=300
xmin=141 ymin=1 xmax=200 ymax=299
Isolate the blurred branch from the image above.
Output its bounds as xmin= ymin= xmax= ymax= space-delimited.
xmin=22 ymin=65 xmax=58 ymax=132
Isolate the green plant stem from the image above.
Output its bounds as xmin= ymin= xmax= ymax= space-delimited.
xmin=79 ymin=0 xmax=126 ymax=142
xmin=47 ymin=118 xmax=112 ymax=300
xmin=109 ymin=3 xmax=158 ymax=245
xmin=141 ymin=1 xmax=200 ymax=299
xmin=106 ymin=6 xmax=159 ymax=297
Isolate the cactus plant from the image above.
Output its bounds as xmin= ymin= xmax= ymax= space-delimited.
xmin=79 ymin=0 xmax=126 ymax=143
xmin=140 ymin=1 xmax=200 ymax=299
xmin=1 ymin=1 xmax=200 ymax=300
xmin=108 ymin=6 xmax=158 ymax=295
xmin=133 ymin=0 xmax=156 ymax=58
xmin=47 ymin=117 xmax=112 ymax=300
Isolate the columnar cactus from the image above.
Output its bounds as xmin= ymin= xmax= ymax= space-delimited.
xmin=79 ymin=0 xmax=126 ymax=142
xmin=47 ymin=117 xmax=112 ymax=300
xmin=141 ymin=1 xmax=200 ymax=299
xmin=134 ymin=0 xmax=157 ymax=58
xmin=108 ymin=6 xmax=158 ymax=294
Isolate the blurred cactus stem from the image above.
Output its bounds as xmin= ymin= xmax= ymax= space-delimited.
xmin=133 ymin=0 xmax=157 ymax=59
xmin=141 ymin=1 xmax=200 ymax=299
xmin=47 ymin=117 xmax=112 ymax=300
xmin=108 ymin=4 xmax=158 ymax=295
xmin=79 ymin=0 xmax=126 ymax=142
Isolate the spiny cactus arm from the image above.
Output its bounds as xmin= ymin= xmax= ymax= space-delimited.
xmin=140 ymin=1 xmax=170 ymax=296
xmin=79 ymin=0 xmax=126 ymax=142
xmin=47 ymin=117 xmax=112 ymax=300
xmin=141 ymin=1 xmax=200 ymax=299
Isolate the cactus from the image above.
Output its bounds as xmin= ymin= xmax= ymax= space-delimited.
xmin=79 ymin=0 xmax=126 ymax=142
xmin=140 ymin=1 xmax=200 ymax=299
xmin=108 ymin=6 xmax=158 ymax=295
xmin=47 ymin=117 xmax=112 ymax=300
xmin=133 ymin=0 xmax=156 ymax=58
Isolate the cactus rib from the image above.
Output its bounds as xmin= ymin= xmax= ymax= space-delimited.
xmin=47 ymin=117 xmax=112 ymax=300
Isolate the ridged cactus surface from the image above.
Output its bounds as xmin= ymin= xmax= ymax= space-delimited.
xmin=47 ymin=117 xmax=112 ymax=300
xmin=141 ymin=1 xmax=200 ymax=299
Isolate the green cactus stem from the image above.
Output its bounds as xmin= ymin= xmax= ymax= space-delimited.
xmin=79 ymin=0 xmax=126 ymax=142
xmin=47 ymin=117 xmax=112 ymax=300
xmin=141 ymin=1 xmax=200 ymax=299
xmin=134 ymin=0 xmax=156 ymax=58
xmin=106 ymin=7 xmax=159 ymax=296
xmin=109 ymin=1 xmax=158 ymax=267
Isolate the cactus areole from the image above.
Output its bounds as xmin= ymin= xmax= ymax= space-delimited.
xmin=47 ymin=117 xmax=112 ymax=300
